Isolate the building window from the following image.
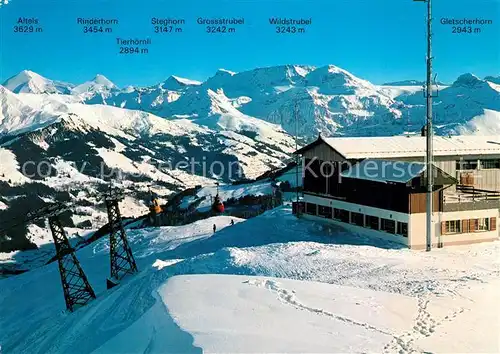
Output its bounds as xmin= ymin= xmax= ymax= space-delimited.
xmin=351 ymin=212 xmax=364 ymax=227
xmin=456 ymin=159 xmax=478 ymax=170
xmin=445 ymin=220 xmax=461 ymax=234
xmin=334 ymin=209 xmax=350 ymax=223
xmin=481 ymin=159 xmax=500 ymax=169
xmin=381 ymin=219 xmax=396 ymax=234
xmin=476 ymin=218 xmax=490 ymax=231
xmin=397 ymin=222 xmax=408 ymax=237
xmin=305 ymin=203 xmax=317 ymax=215
xmin=318 ymin=205 xmax=332 ymax=218
xmin=366 ymin=215 xmax=380 ymax=230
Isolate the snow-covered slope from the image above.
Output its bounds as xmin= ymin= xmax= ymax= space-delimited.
xmin=455 ymin=109 xmax=500 ymax=135
xmin=0 ymin=207 xmax=498 ymax=353
xmin=0 ymin=85 xmax=64 ymax=136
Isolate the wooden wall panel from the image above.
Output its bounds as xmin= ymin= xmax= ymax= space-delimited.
xmin=410 ymin=191 xmax=441 ymax=214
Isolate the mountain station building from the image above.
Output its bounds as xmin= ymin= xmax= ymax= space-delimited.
xmin=294 ymin=135 xmax=500 ymax=249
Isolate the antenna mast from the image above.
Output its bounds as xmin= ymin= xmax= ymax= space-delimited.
xmin=425 ymin=0 xmax=434 ymax=252
xmin=415 ymin=0 xmax=435 ymax=251
xmin=413 ymin=0 xmax=434 ymax=252
xmin=294 ymin=100 xmax=300 ymax=212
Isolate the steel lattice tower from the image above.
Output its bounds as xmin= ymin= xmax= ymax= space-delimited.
xmin=27 ymin=203 xmax=96 ymax=312
xmin=104 ymin=189 xmax=138 ymax=287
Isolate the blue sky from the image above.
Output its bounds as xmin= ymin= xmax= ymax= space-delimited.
xmin=0 ymin=0 xmax=498 ymax=87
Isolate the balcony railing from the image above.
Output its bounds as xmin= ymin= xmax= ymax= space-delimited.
xmin=443 ymin=185 xmax=500 ymax=212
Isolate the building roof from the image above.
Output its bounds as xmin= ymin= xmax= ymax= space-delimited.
xmin=340 ymin=159 xmax=457 ymax=185
xmin=298 ymin=135 xmax=500 ymax=159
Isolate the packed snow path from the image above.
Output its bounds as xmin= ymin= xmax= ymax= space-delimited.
xmin=0 ymin=208 xmax=499 ymax=353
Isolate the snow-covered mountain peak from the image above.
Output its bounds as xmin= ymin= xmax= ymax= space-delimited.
xmin=203 ymin=65 xmax=315 ymax=99
xmin=92 ymin=74 xmax=115 ymax=87
xmin=16 ymin=70 xmax=38 ymax=80
xmin=452 ymin=73 xmax=483 ymax=88
xmin=304 ymin=65 xmax=377 ymax=95
xmin=171 ymin=75 xmax=202 ymax=86
xmin=325 ymin=64 xmax=348 ymax=74
xmin=161 ymin=75 xmax=201 ymax=90
xmin=2 ymin=70 xmax=74 ymax=94
xmin=72 ymin=74 xmax=117 ymax=95
xmin=250 ymin=64 xmax=314 ymax=85
xmin=205 ymin=69 xmax=237 ymax=86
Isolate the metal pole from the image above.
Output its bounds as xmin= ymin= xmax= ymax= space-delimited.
xmin=294 ymin=101 xmax=300 ymax=213
xmin=425 ymin=0 xmax=434 ymax=252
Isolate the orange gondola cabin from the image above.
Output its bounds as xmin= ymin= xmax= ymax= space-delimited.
xmin=212 ymin=195 xmax=225 ymax=213
xmin=149 ymin=191 xmax=162 ymax=215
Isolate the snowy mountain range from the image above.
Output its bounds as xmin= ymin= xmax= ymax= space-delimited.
xmin=0 ymin=64 xmax=499 ymax=252
xmin=3 ymin=65 xmax=499 ymax=138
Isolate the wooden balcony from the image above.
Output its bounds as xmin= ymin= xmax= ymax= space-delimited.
xmin=443 ymin=185 xmax=500 ymax=212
